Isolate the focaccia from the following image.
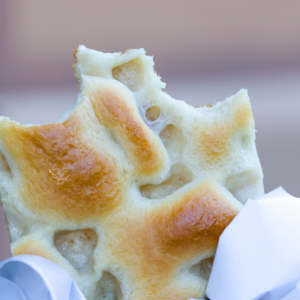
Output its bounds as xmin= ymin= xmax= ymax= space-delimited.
xmin=0 ymin=46 xmax=264 ymax=300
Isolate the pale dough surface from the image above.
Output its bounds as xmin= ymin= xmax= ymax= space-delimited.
xmin=0 ymin=46 xmax=264 ymax=300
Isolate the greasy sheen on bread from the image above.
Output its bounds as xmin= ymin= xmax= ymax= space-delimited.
xmin=0 ymin=46 xmax=264 ymax=300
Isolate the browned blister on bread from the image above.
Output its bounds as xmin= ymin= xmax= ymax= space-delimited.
xmin=0 ymin=46 xmax=264 ymax=300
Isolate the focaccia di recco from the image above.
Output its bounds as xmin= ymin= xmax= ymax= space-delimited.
xmin=0 ymin=46 xmax=264 ymax=300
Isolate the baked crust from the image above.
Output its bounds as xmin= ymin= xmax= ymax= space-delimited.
xmin=0 ymin=46 xmax=264 ymax=300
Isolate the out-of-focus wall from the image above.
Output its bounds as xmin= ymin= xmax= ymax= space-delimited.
xmin=1 ymin=0 xmax=300 ymax=88
xmin=1 ymin=1 xmax=300 ymax=261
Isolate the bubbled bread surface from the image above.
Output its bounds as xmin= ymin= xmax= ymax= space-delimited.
xmin=0 ymin=46 xmax=264 ymax=300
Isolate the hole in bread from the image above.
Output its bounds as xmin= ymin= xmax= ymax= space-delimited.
xmin=190 ymin=256 xmax=214 ymax=282
xmin=225 ymin=169 xmax=262 ymax=204
xmin=0 ymin=153 xmax=12 ymax=178
xmin=140 ymin=164 xmax=192 ymax=199
xmin=145 ymin=106 xmax=161 ymax=122
xmin=238 ymin=132 xmax=253 ymax=155
xmin=54 ymin=229 xmax=97 ymax=271
xmin=159 ymin=124 xmax=183 ymax=160
xmin=241 ymin=133 xmax=251 ymax=148
xmin=139 ymin=104 xmax=168 ymax=135
xmin=112 ymin=58 xmax=145 ymax=91
xmin=95 ymin=271 xmax=123 ymax=300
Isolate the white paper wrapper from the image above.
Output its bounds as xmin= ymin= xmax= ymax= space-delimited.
xmin=0 ymin=255 xmax=86 ymax=300
xmin=1 ymin=187 xmax=300 ymax=300
xmin=206 ymin=187 xmax=300 ymax=300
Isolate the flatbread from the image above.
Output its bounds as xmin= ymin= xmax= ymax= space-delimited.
xmin=0 ymin=46 xmax=264 ymax=300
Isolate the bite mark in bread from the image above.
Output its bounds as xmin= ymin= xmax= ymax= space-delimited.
xmin=0 ymin=46 xmax=264 ymax=300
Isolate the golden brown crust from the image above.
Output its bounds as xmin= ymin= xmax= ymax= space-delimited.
xmin=90 ymin=86 xmax=165 ymax=176
xmin=0 ymin=114 xmax=123 ymax=220
xmin=111 ymin=184 xmax=237 ymax=276
xmin=0 ymin=46 xmax=264 ymax=300
xmin=14 ymin=243 xmax=47 ymax=258
xmin=195 ymin=102 xmax=253 ymax=162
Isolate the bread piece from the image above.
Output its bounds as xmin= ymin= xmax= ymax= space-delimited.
xmin=0 ymin=46 xmax=264 ymax=300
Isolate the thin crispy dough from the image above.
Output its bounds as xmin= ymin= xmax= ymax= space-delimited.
xmin=0 ymin=46 xmax=264 ymax=300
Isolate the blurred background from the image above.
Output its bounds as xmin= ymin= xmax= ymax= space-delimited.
xmin=1 ymin=0 xmax=300 ymax=260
